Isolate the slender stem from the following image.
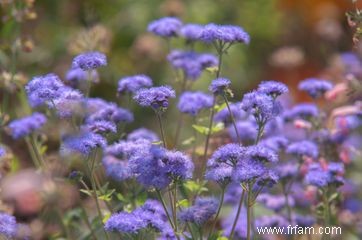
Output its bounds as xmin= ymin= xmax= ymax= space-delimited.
xmin=200 ymin=96 xmax=217 ymax=176
xmin=246 ymin=184 xmax=252 ymax=240
xmin=216 ymin=42 xmax=224 ymax=78
xmin=156 ymin=190 xmax=179 ymax=239
xmin=322 ymin=189 xmax=331 ymax=240
xmin=229 ymin=189 xmax=246 ymax=239
xmin=199 ymin=227 xmax=203 ymax=240
xmin=80 ymin=203 xmax=98 ymax=240
xmin=223 ymin=95 xmax=241 ymax=144
xmin=85 ymin=70 xmax=92 ymax=98
xmin=172 ymin=183 xmax=178 ymax=235
xmin=208 ymin=187 xmax=225 ymax=238
xmin=174 ymin=114 xmax=184 ymax=147
xmin=156 ymin=112 xmax=167 ymax=148
xmin=25 ymin=138 xmax=41 ymax=168
xmin=87 ymin=150 xmax=110 ymax=240
xmin=283 ymin=184 xmax=293 ymax=224
xmin=29 ymin=135 xmax=47 ymax=169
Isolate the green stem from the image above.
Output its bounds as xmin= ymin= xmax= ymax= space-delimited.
xmin=246 ymin=184 xmax=252 ymax=240
xmin=156 ymin=112 xmax=167 ymax=148
xmin=229 ymin=189 xmax=246 ymax=239
xmin=208 ymin=187 xmax=225 ymax=238
xmin=156 ymin=190 xmax=179 ymax=239
xmin=223 ymin=95 xmax=241 ymax=144
xmin=87 ymin=150 xmax=110 ymax=240
xmin=29 ymin=134 xmax=46 ymax=169
xmin=80 ymin=201 xmax=98 ymax=240
xmin=322 ymin=189 xmax=331 ymax=240
xmin=172 ymin=183 xmax=178 ymax=236
xmin=200 ymin=96 xmax=216 ymax=176
xmin=25 ymin=137 xmax=41 ymax=168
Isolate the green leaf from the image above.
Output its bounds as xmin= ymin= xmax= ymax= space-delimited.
xmin=116 ymin=193 xmax=126 ymax=202
xmin=206 ymin=66 xmax=219 ymax=74
xmin=328 ymin=192 xmax=339 ymax=203
xmin=176 ymin=199 xmax=190 ymax=208
xmin=183 ymin=180 xmax=208 ymax=195
xmin=80 ymin=189 xmax=93 ymax=196
xmin=192 ymin=122 xmax=224 ymax=135
xmin=217 ymin=237 xmax=229 ymax=240
xmin=136 ymin=191 xmax=147 ymax=206
xmin=214 ymin=103 xmax=227 ymax=112
xmin=98 ymin=188 xmax=115 ymax=202
xmin=212 ymin=122 xmax=224 ymax=133
xmin=182 ymin=136 xmax=195 ymax=146
xmin=102 ymin=212 xmax=111 ymax=224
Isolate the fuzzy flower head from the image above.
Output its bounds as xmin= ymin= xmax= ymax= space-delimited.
xmin=241 ymin=91 xmax=277 ymax=123
xmin=260 ymin=136 xmax=289 ymax=152
xmin=275 ymin=162 xmax=299 ymax=181
xmin=83 ymin=120 xmax=117 ymax=135
xmin=245 ymin=145 xmax=278 ymax=163
xmin=214 ymin=103 xmax=247 ymax=125
xmin=51 ymin=87 xmax=84 ymax=119
xmin=8 ymin=112 xmax=47 ymax=139
xmin=61 ymin=131 xmax=106 ymax=156
xmin=258 ymin=194 xmax=295 ymax=212
xmin=72 ymin=51 xmax=107 ymax=70
xmin=298 ymin=78 xmax=333 ymax=98
xmin=283 ymin=103 xmax=319 ymax=122
xmin=133 ymin=86 xmax=176 ymax=110
xmin=257 ymin=80 xmax=288 ymax=98
xmin=25 ymin=73 xmax=65 ymax=107
xmin=178 ymin=91 xmax=213 ymax=116
xmin=228 ymin=120 xmax=257 ymax=143
xmin=65 ymin=67 xmax=99 ymax=87
xmin=127 ymin=128 xmax=159 ymax=142
xmin=0 ymin=212 xmax=17 ymax=238
xmin=161 ymin=150 xmax=194 ymax=181
xmin=117 ymin=75 xmax=153 ymax=94
xmin=305 ymin=162 xmax=345 ymax=188
xmin=167 ymin=50 xmax=218 ymax=80
xmin=85 ymin=100 xmax=134 ymax=124
xmin=209 ymin=78 xmax=231 ymax=95
xmin=233 ymin=158 xmax=267 ymax=183
xmin=200 ymin=23 xmax=250 ymax=44
xmin=102 ymin=155 xmax=132 ymax=182
xmin=180 ymin=23 xmax=203 ymax=41
xmin=147 ymin=17 xmax=182 ymax=37
xmin=286 ymin=140 xmax=319 ymax=159
xmin=179 ymin=197 xmax=218 ymax=225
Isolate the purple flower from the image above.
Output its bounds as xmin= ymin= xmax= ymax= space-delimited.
xmin=258 ymin=193 xmax=295 ymax=212
xmin=177 ymin=91 xmax=213 ymax=116
xmin=130 ymin=145 xmax=193 ymax=189
xmin=298 ymin=78 xmax=333 ymax=98
xmin=72 ymin=51 xmax=107 ymax=70
xmin=83 ymin=120 xmax=117 ymax=134
xmin=147 ymin=17 xmax=182 ymax=37
xmin=167 ymin=50 xmax=218 ymax=80
xmin=179 ymin=197 xmax=218 ymax=225
xmin=293 ymin=215 xmax=315 ymax=227
xmin=241 ymin=91 xmax=276 ymax=122
xmin=256 ymin=169 xmax=279 ymax=187
xmin=61 ymin=131 xmax=106 ymax=156
xmin=275 ymin=163 xmax=299 ymax=180
xmin=127 ymin=128 xmax=159 ymax=142
xmin=305 ymin=163 xmax=345 ymax=188
xmin=86 ymin=102 xmax=134 ymax=124
xmin=0 ymin=212 xmax=17 ymax=238
xmin=257 ymin=80 xmax=288 ymax=98
xmin=65 ymin=67 xmax=99 ymax=87
xmin=102 ymin=155 xmax=132 ymax=181
xmin=180 ymin=24 xmax=203 ymax=41
xmin=260 ymin=136 xmax=289 ymax=152
xmin=207 ymin=143 xmax=244 ymax=166
xmin=209 ymin=78 xmax=231 ymax=94
xmin=8 ymin=112 xmax=47 ymax=139
xmin=233 ymin=158 xmax=267 ymax=183
xmin=117 ymin=75 xmax=153 ymax=94
xmin=283 ymin=103 xmax=319 ymax=121
xmin=25 ymin=73 xmax=65 ymax=107
xmin=133 ymin=86 xmax=176 ymax=109
xmin=200 ymin=23 xmax=250 ymax=44
xmin=244 ymin=145 xmax=278 ymax=163
xmin=0 ymin=147 xmax=5 ymax=158
xmin=105 ymin=211 xmax=147 ymax=234
xmin=286 ymin=140 xmax=319 ymax=159
xmin=214 ymin=103 xmax=247 ymax=125
xmin=51 ymin=87 xmax=84 ymax=118
xmin=228 ymin=120 xmax=257 ymax=143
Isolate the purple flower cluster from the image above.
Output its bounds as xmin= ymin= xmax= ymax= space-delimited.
xmin=228 ymin=120 xmax=257 ymax=143
xmin=129 ymin=144 xmax=193 ymax=189
xmin=72 ymin=51 xmax=107 ymax=70
xmin=147 ymin=17 xmax=182 ymax=37
xmin=179 ymin=197 xmax=218 ymax=225
xmin=177 ymin=91 xmax=213 ymax=116
xmin=298 ymin=78 xmax=333 ymax=98
xmin=117 ymin=75 xmax=153 ymax=94
xmin=199 ymin=23 xmax=250 ymax=44
xmin=127 ymin=128 xmax=159 ymax=142
xmin=179 ymin=23 xmax=203 ymax=41
xmin=85 ymin=100 xmax=134 ymax=124
xmin=283 ymin=103 xmax=319 ymax=121
xmin=258 ymin=80 xmax=288 ymax=98
xmin=61 ymin=131 xmax=106 ymax=156
xmin=286 ymin=140 xmax=319 ymax=159
xmin=133 ymin=86 xmax=176 ymax=110
xmin=305 ymin=162 xmax=345 ymax=188
xmin=65 ymin=67 xmax=99 ymax=87
xmin=8 ymin=112 xmax=47 ymax=139
xmin=105 ymin=200 xmax=172 ymax=236
xmin=214 ymin=102 xmax=246 ymax=124
xmin=258 ymin=193 xmax=295 ymax=212
xmin=209 ymin=78 xmax=231 ymax=94
xmin=0 ymin=212 xmax=17 ymax=238
xmin=167 ymin=50 xmax=218 ymax=80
